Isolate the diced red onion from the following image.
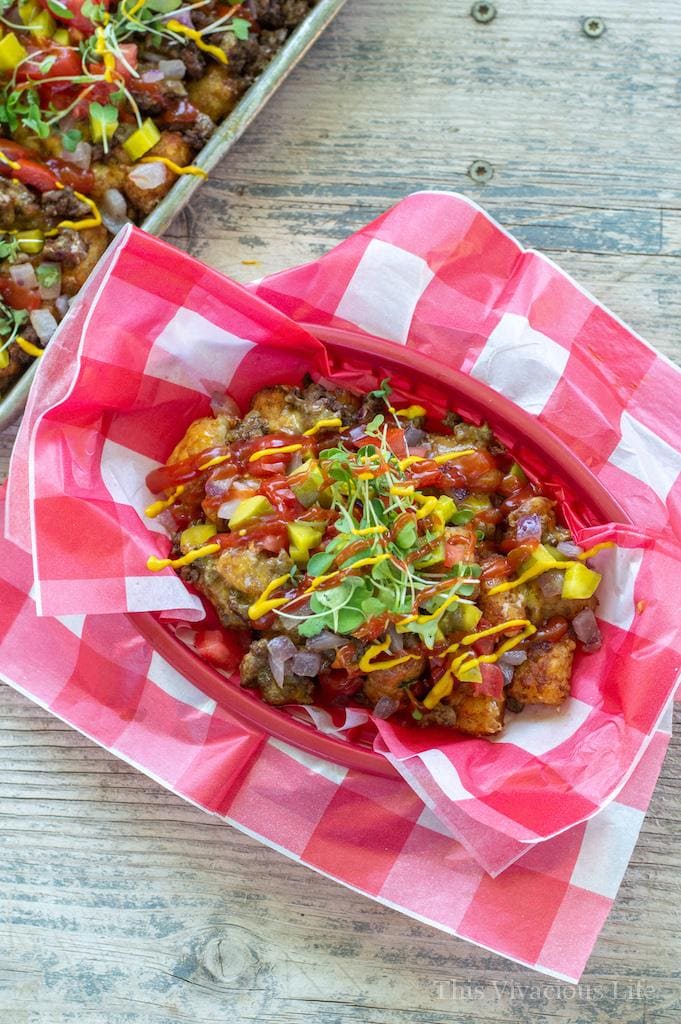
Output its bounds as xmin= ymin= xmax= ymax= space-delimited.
xmin=516 ymin=512 xmax=542 ymax=542
xmin=62 ymin=141 xmax=92 ymax=170
xmin=451 ymin=487 xmax=469 ymax=502
xmin=373 ymin=696 xmax=400 ymax=720
xmin=204 ymin=473 xmax=236 ymax=498
xmin=537 ymin=569 xmax=564 ymax=598
xmin=159 ymin=58 xmax=186 ymax=80
xmin=38 ymin=262 xmax=61 ymax=301
xmin=29 ymin=308 xmax=58 ymax=344
xmin=245 ymin=0 xmax=257 ymax=15
xmin=404 ymin=425 xmax=426 ymax=446
xmin=287 ymin=450 xmax=304 ymax=473
xmin=557 ymin=540 xmax=583 ymax=559
xmin=306 ymin=629 xmax=343 ymax=652
xmin=210 ymin=391 xmax=240 ymax=418
xmin=166 ymin=7 xmax=193 ymax=27
xmin=55 ymin=295 xmax=70 ymax=318
xmin=499 ymin=649 xmax=527 ymax=666
xmin=267 ymin=636 xmax=297 ymax=685
xmin=129 ymin=162 xmax=167 ymax=190
xmin=142 ymin=68 xmax=164 ymax=83
xmin=10 ymin=263 xmax=37 ymax=290
xmin=348 ymin=425 xmax=367 ymax=442
xmin=292 ymin=651 xmax=322 ymax=677
xmin=499 ymin=662 xmax=515 ymax=687
xmin=217 ymin=497 xmax=241 ymax=520
xmin=572 ymin=608 xmax=602 ymax=651
xmin=101 ymin=188 xmax=129 ymax=235
xmin=388 ymin=624 xmax=404 ymax=653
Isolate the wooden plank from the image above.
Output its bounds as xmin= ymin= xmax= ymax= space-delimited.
xmin=1 ymin=0 xmax=680 ymax=1019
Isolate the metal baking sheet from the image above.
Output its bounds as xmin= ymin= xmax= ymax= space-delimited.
xmin=0 ymin=0 xmax=348 ymax=432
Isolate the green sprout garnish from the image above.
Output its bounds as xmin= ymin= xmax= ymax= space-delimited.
xmin=275 ymin=415 xmax=481 ymax=645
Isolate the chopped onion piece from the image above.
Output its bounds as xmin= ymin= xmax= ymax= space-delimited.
xmin=266 ymin=636 xmax=297 ymax=685
xmin=217 ymin=497 xmax=242 ymax=520
xmin=62 ymin=141 xmax=92 ymax=170
xmin=129 ymin=162 xmax=167 ymax=190
xmin=292 ymin=651 xmax=322 ymax=677
xmin=557 ymin=540 xmax=583 ymax=558
xmin=29 ymin=308 xmax=58 ymax=344
xmin=306 ymin=629 xmax=343 ymax=652
xmin=55 ymin=295 xmax=70 ymax=318
xmin=10 ymin=263 xmax=37 ymax=291
xmin=388 ymin=624 xmax=404 ymax=653
xmin=159 ymin=59 xmax=186 ymax=80
xmin=373 ymin=696 xmax=400 ymax=720
xmin=404 ymin=425 xmax=426 ymax=446
xmin=516 ymin=512 xmax=542 ymax=542
xmin=142 ymin=68 xmax=164 ymax=83
xmin=572 ymin=608 xmax=602 ymax=651
xmin=499 ymin=649 xmax=527 ymax=666
xmin=210 ymin=392 xmax=240 ymax=418
xmin=499 ymin=662 xmax=515 ymax=687
xmin=537 ymin=569 xmax=564 ymax=598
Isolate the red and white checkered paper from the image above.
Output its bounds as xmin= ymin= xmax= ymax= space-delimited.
xmin=6 ymin=193 xmax=681 ymax=871
xmin=0 ymin=482 xmax=676 ymax=982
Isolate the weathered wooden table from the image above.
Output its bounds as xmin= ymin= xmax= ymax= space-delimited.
xmin=1 ymin=2 xmax=679 ymax=1020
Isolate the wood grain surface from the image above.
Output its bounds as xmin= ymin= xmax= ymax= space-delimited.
xmin=1 ymin=1 xmax=680 ymax=1020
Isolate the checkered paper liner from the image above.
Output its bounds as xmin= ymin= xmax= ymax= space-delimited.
xmin=6 ymin=194 xmax=681 ymax=873
xmin=0 ymin=483 xmax=676 ymax=981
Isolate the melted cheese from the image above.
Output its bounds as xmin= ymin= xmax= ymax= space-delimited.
xmin=58 ymin=190 xmax=102 ymax=231
xmin=415 ymin=496 xmax=438 ymax=520
xmin=249 ymin=443 xmax=302 ymax=463
xmin=303 ymin=417 xmax=344 ymax=436
xmin=486 ymin=558 xmax=574 ymax=595
xmin=0 ymin=150 xmax=20 ymax=171
xmin=140 ymin=156 xmax=207 ymax=178
xmin=578 ymin=541 xmax=615 ymax=560
xmin=165 ymin=20 xmax=229 ymax=63
xmin=422 ymin=619 xmax=535 ymax=709
xmin=359 ymin=638 xmax=420 ymax=673
xmin=247 ymin=573 xmax=292 ymax=621
xmin=432 ymin=448 xmax=476 ymax=464
xmin=147 ymin=542 xmax=220 ymax=571
xmin=396 ymin=588 xmax=465 ymax=631
xmin=394 ymin=405 xmax=427 ymax=419
xmin=145 ymin=485 xmax=185 ymax=519
xmin=15 ymin=335 xmax=43 ymax=358
xmin=198 ymin=454 xmax=231 ymax=471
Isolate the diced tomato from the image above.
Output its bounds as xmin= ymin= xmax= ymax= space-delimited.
xmin=0 ymin=277 xmax=41 ymax=311
xmin=0 ymin=140 xmax=59 ymax=193
xmin=472 ymin=663 xmax=504 ymax=699
xmin=385 ymin=426 xmax=407 ymax=459
xmin=37 ymin=0 xmax=110 ymax=35
xmin=194 ymin=628 xmax=247 ymax=672
xmin=444 ymin=526 xmax=476 ymax=568
xmin=17 ymin=45 xmax=83 ymax=83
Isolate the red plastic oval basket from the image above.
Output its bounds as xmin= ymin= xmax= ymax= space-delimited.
xmin=130 ymin=326 xmax=630 ymax=778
